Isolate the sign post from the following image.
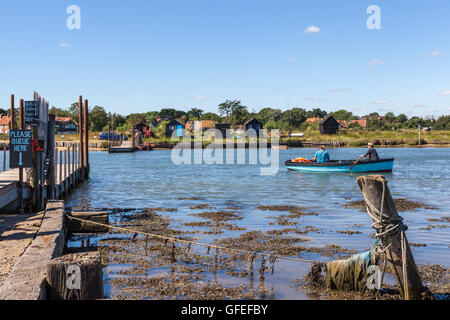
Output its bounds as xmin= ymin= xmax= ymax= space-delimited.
xmin=10 ymin=130 xmax=32 ymax=169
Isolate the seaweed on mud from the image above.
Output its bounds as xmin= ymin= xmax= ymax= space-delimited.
xmin=215 ymin=231 xmax=356 ymax=259
xmin=426 ymin=217 xmax=450 ymax=223
xmin=183 ymin=221 xmax=246 ymax=232
xmin=420 ymin=224 xmax=449 ymax=231
xmin=192 ymin=211 xmax=243 ymax=222
xmin=409 ymin=242 xmax=427 ymax=248
xmin=336 ymin=230 xmax=363 ymax=235
xmin=344 ymin=199 xmax=437 ymax=212
xmin=189 ymin=204 xmax=216 ymax=210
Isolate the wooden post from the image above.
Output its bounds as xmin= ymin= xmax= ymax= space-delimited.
xmin=18 ymin=99 xmax=25 ymax=211
xmin=2 ymin=143 xmax=5 ymax=171
xmin=78 ymin=96 xmax=84 ymax=180
xmin=59 ymin=150 xmax=63 ymax=195
xmin=54 ymin=148 xmax=58 ymax=198
xmin=46 ymin=252 xmax=104 ymax=300
xmin=357 ymin=175 xmax=423 ymax=300
xmin=64 ymin=150 xmax=67 ymax=191
xmin=67 ymin=146 xmax=71 ymax=190
xmin=46 ymin=115 xmax=56 ymax=200
xmin=108 ymin=124 xmax=111 ymax=151
xmin=72 ymin=143 xmax=75 ymax=187
xmin=10 ymin=94 xmax=15 ymax=131
xmin=83 ymin=99 xmax=89 ymax=179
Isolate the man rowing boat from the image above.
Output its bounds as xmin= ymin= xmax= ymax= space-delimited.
xmin=350 ymin=143 xmax=380 ymax=170
xmin=362 ymin=142 xmax=379 ymax=161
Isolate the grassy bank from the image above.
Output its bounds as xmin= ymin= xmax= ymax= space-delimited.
xmin=2 ymin=130 xmax=447 ymax=149
xmin=281 ymin=129 xmax=450 ymax=147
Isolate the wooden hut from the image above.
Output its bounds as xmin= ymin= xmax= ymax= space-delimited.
xmin=320 ymin=116 xmax=340 ymax=134
xmin=244 ymin=118 xmax=263 ymax=136
xmin=215 ymin=123 xmax=231 ymax=138
xmin=165 ymin=119 xmax=185 ymax=138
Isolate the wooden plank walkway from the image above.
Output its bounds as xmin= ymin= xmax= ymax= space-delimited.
xmin=0 ymin=169 xmax=20 ymax=209
xmin=0 ymin=163 xmax=85 ymax=210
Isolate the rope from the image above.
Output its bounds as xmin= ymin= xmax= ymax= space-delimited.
xmin=65 ymin=213 xmax=316 ymax=264
xmin=361 ymin=178 xmax=410 ymax=299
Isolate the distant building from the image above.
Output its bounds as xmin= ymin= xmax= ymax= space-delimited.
xmin=0 ymin=116 xmax=10 ymax=134
xmin=306 ymin=117 xmax=323 ymax=123
xmin=194 ymin=120 xmax=216 ymax=131
xmin=215 ymin=123 xmax=231 ymax=138
xmin=244 ymin=118 xmax=263 ymax=136
xmin=349 ymin=119 xmax=367 ymax=128
xmin=165 ymin=119 xmax=185 ymax=138
xmin=320 ymin=116 xmax=340 ymax=134
xmin=337 ymin=120 xmax=348 ymax=129
xmin=55 ymin=117 xmax=78 ymax=135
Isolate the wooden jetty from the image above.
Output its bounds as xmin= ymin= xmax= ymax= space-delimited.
xmin=0 ymin=93 xmax=91 ymax=212
xmin=108 ymin=140 xmax=135 ymax=153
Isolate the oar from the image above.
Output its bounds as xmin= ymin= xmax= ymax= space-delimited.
xmin=350 ymin=155 xmax=363 ymax=171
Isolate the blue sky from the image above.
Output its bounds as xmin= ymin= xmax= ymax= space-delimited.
xmin=0 ymin=0 xmax=449 ymax=118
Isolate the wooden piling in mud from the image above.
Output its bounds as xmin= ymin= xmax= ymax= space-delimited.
xmin=46 ymin=252 xmax=103 ymax=300
xmin=357 ymin=175 xmax=423 ymax=300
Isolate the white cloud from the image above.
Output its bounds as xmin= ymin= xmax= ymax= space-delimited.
xmin=304 ymin=26 xmax=320 ymax=34
xmin=429 ymin=49 xmax=440 ymax=56
xmin=439 ymin=90 xmax=450 ymax=96
xmin=413 ymin=104 xmax=426 ymax=108
xmin=287 ymin=57 xmax=294 ymax=62
xmin=446 ymin=107 xmax=450 ymax=111
xmin=373 ymin=100 xmax=390 ymax=105
xmin=193 ymin=96 xmax=206 ymax=101
xmin=368 ymin=59 xmax=383 ymax=66
xmin=59 ymin=43 xmax=71 ymax=47
xmin=305 ymin=97 xmax=325 ymax=102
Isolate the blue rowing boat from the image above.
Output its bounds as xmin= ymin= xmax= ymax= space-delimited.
xmin=285 ymin=158 xmax=395 ymax=173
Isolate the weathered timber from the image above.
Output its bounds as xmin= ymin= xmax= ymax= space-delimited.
xmin=0 ymin=201 xmax=65 ymax=300
xmin=46 ymin=252 xmax=103 ymax=300
xmin=66 ymin=211 xmax=109 ymax=233
xmin=357 ymin=175 xmax=423 ymax=300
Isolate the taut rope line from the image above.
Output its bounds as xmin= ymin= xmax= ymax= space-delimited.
xmin=65 ymin=213 xmax=316 ymax=264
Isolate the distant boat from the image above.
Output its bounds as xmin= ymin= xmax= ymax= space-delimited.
xmin=285 ymin=158 xmax=395 ymax=173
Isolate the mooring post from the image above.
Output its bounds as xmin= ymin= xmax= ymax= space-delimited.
xmin=47 ymin=115 xmax=56 ymax=200
xmin=78 ymin=96 xmax=84 ymax=181
xmin=83 ymin=99 xmax=89 ymax=179
xmin=357 ymin=175 xmax=423 ymax=300
xmin=46 ymin=252 xmax=104 ymax=300
xmin=72 ymin=143 xmax=75 ymax=188
xmin=10 ymin=94 xmax=15 ymax=131
xmin=18 ymin=99 xmax=25 ymax=211
xmin=67 ymin=146 xmax=71 ymax=191
xmin=59 ymin=150 xmax=63 ymax=196
xmin=3 ymin=143 xmax=6 ymax=171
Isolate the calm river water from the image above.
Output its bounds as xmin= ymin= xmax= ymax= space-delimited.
xmin=66 ymin=147 xmax=449 ymax=299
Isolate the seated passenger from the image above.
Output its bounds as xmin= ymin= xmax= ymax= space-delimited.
xmin=313 ymin=146 xmax=330 ymax=163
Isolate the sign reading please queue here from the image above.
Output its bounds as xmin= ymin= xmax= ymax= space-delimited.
xmin=10 ymin=130 xmax=33 ymax=168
